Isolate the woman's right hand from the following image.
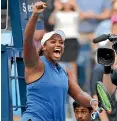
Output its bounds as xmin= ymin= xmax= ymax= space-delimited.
xmin=33 ymin=1 xmax=47 ymax=14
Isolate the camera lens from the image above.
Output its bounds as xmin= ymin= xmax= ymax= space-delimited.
xmin=97 ymin=48 xmax=115 ymax=66
xmin=103 ymin=50 xmax=113 ymax=60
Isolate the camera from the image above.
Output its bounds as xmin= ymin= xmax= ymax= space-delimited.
xmin=93 ymin=34 xmax=117 ymax=52
xmin=93 ymin=34 xmax=117 ymax=86
xmin=93 ymin=34 xmax=117 ymax=66
xmin=109 ymin=34 xmax=117 ymax=53
xmin=97 ymin=48 xmax=115 ymax=66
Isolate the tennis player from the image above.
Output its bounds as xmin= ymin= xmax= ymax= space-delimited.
xmin=21 ymin=1 xmax=98 ymax=121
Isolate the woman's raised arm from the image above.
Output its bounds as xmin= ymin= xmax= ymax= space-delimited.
xmin=23 ymin=1 xmax=47 ymax=68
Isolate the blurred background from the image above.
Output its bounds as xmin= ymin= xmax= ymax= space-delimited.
xmin=1 ymin=0 xmax=117 ymax=121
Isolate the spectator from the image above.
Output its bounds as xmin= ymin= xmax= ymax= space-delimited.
xmin=102 ymin=55 xmax=117 ymax=121
xmin=76 ymin=0 xmax=111 ymax=50
xmin=111 ymin=0 xmax=117 ymax=15
xmin=72 ymin=101 xmax=108 ymax=121
xmin=94 ymin=0 xmax=117 ymax=47
xmin=73 ymin=101 xmax=92 ymax=121
xmin=43 ymin=0 xmax=55 ymax=32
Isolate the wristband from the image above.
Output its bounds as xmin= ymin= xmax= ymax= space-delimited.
xmin=90 ymin=98 xmax=98 ymax=107
xmin=104 ymin=66 xmax=111 ymax=74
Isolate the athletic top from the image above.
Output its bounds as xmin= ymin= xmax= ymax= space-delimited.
xmin=21 ymin=56 xmax=68 ymax=121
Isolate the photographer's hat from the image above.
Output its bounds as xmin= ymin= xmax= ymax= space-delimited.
xmin=41 ymin=30 xmax=66 ymax=46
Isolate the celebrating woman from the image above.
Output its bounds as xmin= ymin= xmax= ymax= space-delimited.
xmin=21 ymin=1 xmax=98 ymax=121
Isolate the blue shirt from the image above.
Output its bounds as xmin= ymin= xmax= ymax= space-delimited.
xmin=94 ymin=19 xmax=111 ymax=37
xmin=22 ymin=56 xmax=68 ymax=121
xmin=76 ymin=0 xmax=111 ymax=33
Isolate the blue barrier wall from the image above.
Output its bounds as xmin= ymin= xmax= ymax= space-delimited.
xmin=9 ymin=0 xmax=23 ymax=48
xmin=17 ymin=57 xmax=27 ymax=114
xmin=1 ymin=0 xmax=47 ymax=120
xmin=1 ymin=45 xmax=13 ymax=121
xmin=9 ymin=0 xmax=45 ymax=49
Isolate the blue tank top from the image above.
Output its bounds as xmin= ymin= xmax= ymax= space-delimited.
xmin=22 ymin=56 xmax=68 ymax=121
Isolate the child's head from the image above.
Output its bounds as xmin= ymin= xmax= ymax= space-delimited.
xmin=73 ymin=101 xmax=92 ymax=121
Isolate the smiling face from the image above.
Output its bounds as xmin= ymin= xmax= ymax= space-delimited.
xmin=42 ymin=34 xmax=64 ymax=63
xmin=74 ymin=106 xmax=91 ymax=121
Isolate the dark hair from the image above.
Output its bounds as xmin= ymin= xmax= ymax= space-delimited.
xmin=73 ymin=101 xmax=81 ymax=109
xmin=38 ymin=47 xmax=44 ymax=56
xmin=61 ymin=5 xmax=76 ymax=11
xmin=60 ymin=2 xmax=76 ymax=11
xmin=73 ymin=101 xmax=92 ymax=112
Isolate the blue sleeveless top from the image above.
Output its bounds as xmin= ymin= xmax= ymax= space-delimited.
xmin=22 ymin=56 xmax=68 ymax=121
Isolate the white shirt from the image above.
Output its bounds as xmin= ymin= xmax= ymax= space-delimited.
xmin=54 ymin=11 xmax=80 ymax=39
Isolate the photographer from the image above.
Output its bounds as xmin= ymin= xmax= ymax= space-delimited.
xmin=90 ymin=13 xmax=117 ymax=121
xmin=102 ymin=56 xmax=117 ymax=121
xmin=91 ymin=14 xmax=117 ymax=93
xmin=90 ymin=50 xmax=117 ymax=121
xmin=90 ymin=58 xmax=117 ymax=121
xmin=103 ymin=55 xmax=117 ymax=92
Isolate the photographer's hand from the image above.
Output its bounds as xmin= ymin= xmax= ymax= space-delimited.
xmin=103 ymin=64 xmax=117 ymax=95
xmin=104 ymin=66 xmax=111 ymax=74
xmin=112 ymin=56 xmax=117 ymax=71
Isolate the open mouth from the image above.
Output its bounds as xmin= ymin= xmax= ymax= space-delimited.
xmin=53 ymin=48 xmax=61 ymax=58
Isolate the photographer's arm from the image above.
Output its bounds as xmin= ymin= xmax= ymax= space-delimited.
xmin=79 ymin=0 xmax=111 ymax=20
xmin=94 ymin=9 xmax=111 ymax=20
xmin=103 ymin=67 xmax=116 ymax=95
xmin=103 ymin=55 xmax=117 ymax=94
xmin=93 ymin=0 xmax=111 ymax=20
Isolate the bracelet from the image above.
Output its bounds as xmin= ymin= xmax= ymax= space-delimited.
xmin=90 ymin=98 xmax=98 ymax=107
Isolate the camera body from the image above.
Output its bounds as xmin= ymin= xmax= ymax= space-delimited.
xmin=96 ymin=34 xmax=117 ymax=66
xmin=95 ymin=34 xmax=117 ymax=86
xmin=109 ymin=34 xmax=117 ymax=53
